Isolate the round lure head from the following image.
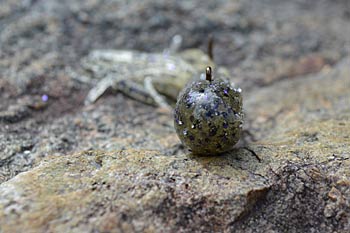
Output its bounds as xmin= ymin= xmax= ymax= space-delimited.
xmin=174 ymin=67 xmax=243 ymax=155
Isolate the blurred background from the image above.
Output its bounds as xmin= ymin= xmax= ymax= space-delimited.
xmin=0 ymin=0 xmax=349 ymax=182
xmin=1 ymin=1 xmax=350 ymax=232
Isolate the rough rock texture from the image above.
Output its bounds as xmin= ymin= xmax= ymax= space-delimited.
xmin=0 ymin=0 xmax=350 ymax=232
xmin=0 ymin=149 xmax=269 ymax=232
xmin=0 ymin=59 xmax=349 ymax=232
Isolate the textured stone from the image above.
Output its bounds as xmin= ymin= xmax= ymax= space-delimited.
xmin=0 ymin=58 xmax=349 ymax=232
xmin=0 ymin=0 xmax=349 ymax=183
xmin=0 ymin=0 xmax=350 ymax=232
xmin=0 ymin=149 xmax=269 ymax=232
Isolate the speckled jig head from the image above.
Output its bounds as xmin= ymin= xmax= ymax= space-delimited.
xmin=174 ymin=67 xmax=243 ymax=155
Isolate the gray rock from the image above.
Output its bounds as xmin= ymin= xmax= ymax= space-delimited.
xmin=0 ymin=0 xmax=350 ymax=232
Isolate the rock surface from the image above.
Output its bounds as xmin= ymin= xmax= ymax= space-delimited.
xmin=0 ymin=58 xmax=349 ymax=232
xmin=0 ymin=0 xmax=350 ymax=232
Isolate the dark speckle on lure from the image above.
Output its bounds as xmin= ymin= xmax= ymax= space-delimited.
xmin=174 ymin=66 xmax=243 ymax=155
